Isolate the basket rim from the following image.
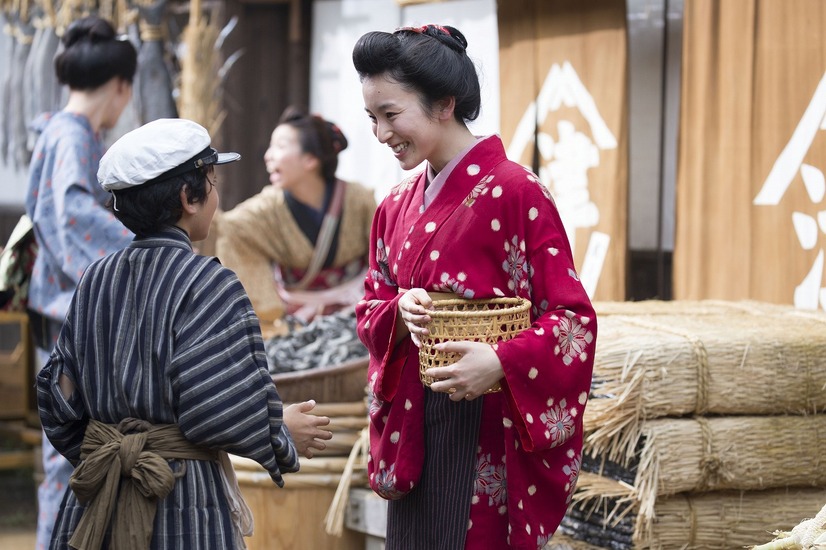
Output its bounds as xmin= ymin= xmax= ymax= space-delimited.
xmin=423 ymin=296 xmax=531 ymax=318
xmin=271 ymin=355 xmax=368 ymax=383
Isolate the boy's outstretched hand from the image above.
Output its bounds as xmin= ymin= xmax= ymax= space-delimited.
xmin=283 ymin=400 xmax=333 ymax=459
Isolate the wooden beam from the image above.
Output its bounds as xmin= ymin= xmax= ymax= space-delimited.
xmin=0 ymin=420 xmax=41 ymax=446
xmin=396 ymin=0 xmax=447 ymax=5
xmin=0 ymin=450 xmax=35 ymax=470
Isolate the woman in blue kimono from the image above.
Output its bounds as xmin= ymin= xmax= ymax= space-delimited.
xmin=25 ymin=16 xmax=137 ymax=548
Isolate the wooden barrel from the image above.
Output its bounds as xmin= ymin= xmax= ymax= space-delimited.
xmin=232 ymin=455 xmax=366 ymax=550
xmin=230 ymin=401 xmax=369 ymax=550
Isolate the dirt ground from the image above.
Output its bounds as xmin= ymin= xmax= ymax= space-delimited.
xmin=0 ymin=466 xmax=38 ymax=547
xmin=0 ymin=431 xmax=39 ymax=548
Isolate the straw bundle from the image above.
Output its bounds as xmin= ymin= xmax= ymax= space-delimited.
xmin=586 ymin=311 xmax=826 ymax=461
xmin=177 ymin=0 xmax=240 ymax=137
xmin=590 ymin=415 xmax=826 ymax=534
xmin=566 ymin=473 xmax=826 ymax=548
xmin=592 ymin=299 xmax=798 ymax=317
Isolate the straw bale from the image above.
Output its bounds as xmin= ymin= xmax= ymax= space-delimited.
xmin=568 ymin=473 xmax=826 ymax=549
xmin=626 ymin=415 xmax=826 ymax=530
xmin=586 ymin=310 xmax=826 ymax=460
xmin=592 ymin=299 xmax=803 ymax=317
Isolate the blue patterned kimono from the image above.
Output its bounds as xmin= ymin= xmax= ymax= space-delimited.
xmin=37 ymin=227 xmax=298 ymax=549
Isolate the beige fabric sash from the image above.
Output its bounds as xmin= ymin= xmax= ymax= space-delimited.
xmin=68 ymin=418 xmax=219 ymax=550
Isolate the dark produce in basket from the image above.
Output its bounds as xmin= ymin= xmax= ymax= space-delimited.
xmin=265 ymin=309 xmax=367 ymax=374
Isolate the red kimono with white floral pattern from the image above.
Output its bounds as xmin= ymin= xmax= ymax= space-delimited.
xmin=355 ymin=135 xmax=596 ymax=549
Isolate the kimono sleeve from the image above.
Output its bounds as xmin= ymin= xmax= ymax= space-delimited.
xmin=354 ymin=203 xmax=410 ymax=402
xmin=53 ymin=141 xmax=133 ymax=283
xmin=213 ymin=187 xmax=287 ymax=319
xmin=495 ymin=178 xmax=597 ymax=453
xmin=171 ymin=267 xmax=298 ymax=486
xmin=36 ymin=316 xmax=87 ymax=464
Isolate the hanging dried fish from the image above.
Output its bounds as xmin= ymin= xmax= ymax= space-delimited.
xmin=0 ymin=12 xmax=17 ymax=165
xmin=135 ymin=0 xmax=176 ymax=123
xmin=8 ymin=15 xmax=35 ymax=168
xmin=25 ymin=0 xmax=62 ymax=149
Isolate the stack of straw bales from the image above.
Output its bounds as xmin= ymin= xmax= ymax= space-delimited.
xmin=551 ymin=300 xmax=826 ymax=549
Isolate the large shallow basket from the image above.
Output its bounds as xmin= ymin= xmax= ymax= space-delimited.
xmin=419 ymin=297 xmax=531 ymax=393
xmin=272 ymin=356 xmax=368 ymax=404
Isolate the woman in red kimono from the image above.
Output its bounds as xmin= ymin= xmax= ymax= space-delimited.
xmin=352 ymin=25 xmax=597 ymax=549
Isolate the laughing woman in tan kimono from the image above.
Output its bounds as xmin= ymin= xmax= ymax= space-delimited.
xmin=214 ymin=107 xmax=376 ymax=329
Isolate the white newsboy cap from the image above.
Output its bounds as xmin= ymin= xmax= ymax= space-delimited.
xmin=98 ymin=118 xmax=240 ymax=191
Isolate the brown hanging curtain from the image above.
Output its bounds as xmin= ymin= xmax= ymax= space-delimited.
xmin=498 ymin=0 xmax=629 ymax=302
xmin=674 ymin=0 xmax=826 ymax=309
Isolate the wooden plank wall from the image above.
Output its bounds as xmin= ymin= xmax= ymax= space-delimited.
xmin=217 ymin=0 xmax=312 ymax=210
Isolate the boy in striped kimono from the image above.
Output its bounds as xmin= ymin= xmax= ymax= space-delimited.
xmin=36 ymin=118 xmax=332 ymax=549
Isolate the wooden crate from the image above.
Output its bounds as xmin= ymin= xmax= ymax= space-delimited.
xmin=0 ymin=312 xmax=32 ymax=419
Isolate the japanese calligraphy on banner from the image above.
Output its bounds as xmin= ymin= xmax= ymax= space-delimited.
xmin=498 ymin=0 xmax=628 ymax=301
xmin=674 ymin=0 xmax=826 ymax=310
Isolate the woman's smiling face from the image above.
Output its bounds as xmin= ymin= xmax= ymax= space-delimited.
xmin=361 ymin=74 xmax=441 ymax=172
xmin=263 ymin=123 xmax=316 ymax=191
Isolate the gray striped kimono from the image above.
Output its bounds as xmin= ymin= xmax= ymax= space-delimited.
xmin=37 ymin=226 xmax=298 ymax=549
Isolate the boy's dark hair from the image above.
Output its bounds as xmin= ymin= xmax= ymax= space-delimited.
xmin=109 ymin=166 xmax=211 ymax=237
xmin=352 ymin=24 xmax=481 ymax=123
xmin=278 ymin=106 xmax=348 ymax=186
xmin=55 ymin=15 xmax=138 ymax=90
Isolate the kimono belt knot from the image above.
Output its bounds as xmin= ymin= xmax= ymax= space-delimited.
xmin=67 ymin=418 xmax=219 ymax=550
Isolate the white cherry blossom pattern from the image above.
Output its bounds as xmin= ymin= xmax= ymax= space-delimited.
xmin=464 ymin=175 xmax=494 ymax=207
xmin=474 ymin=453 xmax=507 ymax=506
xmin=553 ymin=310 xmax=594 ymax=365
xmin=391 ymin=175 xmax=417 ymax=202
xmin=434 ymin=271 xmax=475 ymax=299
xmin=372 ymin=238 xmax=395 ymax=287
xmin=526 ymin=167 xmax=557 ymax=204
xmin=502 ymin=235 xmax=533 ymax=292
xmin=368 ymin=389 xmax=384 ymax=420
xmin=373 ymin=462 xmax=407 ymax=499
xmin=539 ymin=398 xmax=576 ymax=447
xmin=562 ymin=449 xmax=582 ymax=505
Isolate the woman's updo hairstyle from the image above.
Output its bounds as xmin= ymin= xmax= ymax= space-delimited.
xmin=352 ymin=24 xmax=481 ymax=123
xmin=278 ymin=105 xmax=348 ymax=186
xmin=55 ymin=15 xmax=137 ymax=90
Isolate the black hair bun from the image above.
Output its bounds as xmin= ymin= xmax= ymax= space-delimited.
xmin=62 ymin=16 xmax=116 ymax=48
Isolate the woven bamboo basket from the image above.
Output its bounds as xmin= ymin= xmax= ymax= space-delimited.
xmin=568 ymin=473 xmax=826 ymax=548
xmin=418 ymin=297 xmax=531 ymax=393
xmin=585 ymin=309 xmax=826 ymax=461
